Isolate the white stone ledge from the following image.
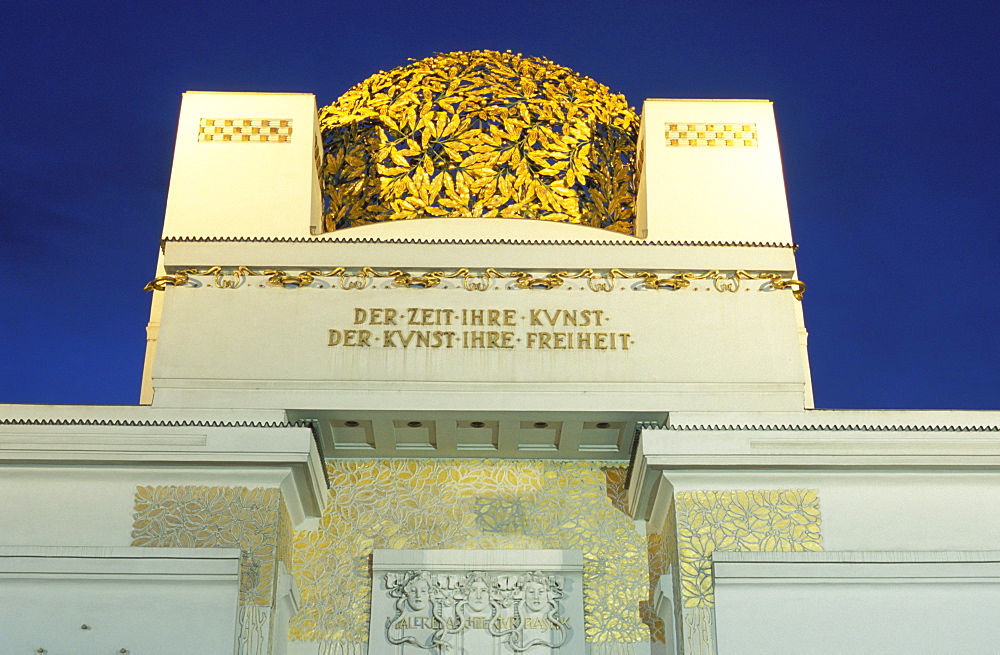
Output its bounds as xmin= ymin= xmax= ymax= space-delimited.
xmin=0 ymin=403 xmax=290 ymax=424
xmin=0 ymin=546 xmax=242 ymax=576
xmin=666 ymin=409 xmax=1000 ymax=429
xmin=374 ymin=548 xmax=583 ymax=571
xmin=715 ymin=550 xmax=1000 ymax=563
xmin=0 ymin=421 xmax=328 ymax=525
xmin=161 ymin=238 xmax=797 ymax=275
xmin=150 ymin=382 xmax=807 ymax=413
xmin=714 ymin=551 xmax=1000 ymax=582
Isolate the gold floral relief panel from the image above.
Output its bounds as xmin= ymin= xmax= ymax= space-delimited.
xmin=290 ymin=460 xmax=650 ymax=644
xmin=277 ymin=496 xmax=293 ymax=574
xmin=604 ymin=466 xmax=665 ymax=643
xmin=131 ymin=485 xmax=284 ymax=606
xmin=675 ymin=489 xmax=822 ymax=608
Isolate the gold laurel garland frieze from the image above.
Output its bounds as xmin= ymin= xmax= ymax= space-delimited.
xmin=144 ymin=267 xmax=805 ymax=300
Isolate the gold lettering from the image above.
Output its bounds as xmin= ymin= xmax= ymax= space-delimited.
xmin=493 ymin=617 xmax=517 ymax=630
xmin=442 ymin=331 xmax=458 ymax=348
xmin=328 ymin=329 xmax=372 ymax=347
xmin=335 ymin=309 xmax=630 ymax=352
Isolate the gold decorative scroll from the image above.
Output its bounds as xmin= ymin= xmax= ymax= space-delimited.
xmin=144 ymin=267 xmax=805 ymax=300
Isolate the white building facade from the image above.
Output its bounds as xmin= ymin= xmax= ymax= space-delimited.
xmin=2 ymin=52 xmax=998 ymax=654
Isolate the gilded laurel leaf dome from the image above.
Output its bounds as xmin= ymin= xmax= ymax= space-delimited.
xmin=319 ymin=50 xmax=638 ymax=234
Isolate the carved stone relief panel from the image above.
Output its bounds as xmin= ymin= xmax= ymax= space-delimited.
xmin=369 ymin=549 xmax=584 ymax=654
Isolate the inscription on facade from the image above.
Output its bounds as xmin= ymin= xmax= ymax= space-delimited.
xmin=370 ymin=550 xmax=584 ymax=655
xmin=328 ymin=307 xmax=633 ymax=351
xmin=384 ymin=570 xmax=570 ymax=653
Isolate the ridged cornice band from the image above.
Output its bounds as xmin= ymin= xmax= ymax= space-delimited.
xmin=648 ymin=423 xmax=999 ymax=433
xmin=0 ymin=418 xmax=307 ymax=429
xmin=161 ymin=235 xmax=798 ymax=249
xmin=0 ymin=417 xmax=328 ymax=485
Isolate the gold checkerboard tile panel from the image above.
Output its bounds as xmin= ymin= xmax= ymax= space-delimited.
xmin=199 ymin=118 xmax=293 ymax=142
xmin=665 ymin=122 xmax=757 ymax=147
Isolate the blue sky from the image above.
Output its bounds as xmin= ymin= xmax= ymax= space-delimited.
xmin=2 ymin=0 xmax=998 ymax=409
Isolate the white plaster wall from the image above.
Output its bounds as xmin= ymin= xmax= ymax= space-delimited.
xmin=0 ymin=467 xmax=139 ymax=547
xmin=0 ymin=547 xmax=240 ymax=655
xmin=150 ymin=278 xmax=807 ymax=412
xmin=0 ymin=412 xmax=327 ymax=528
xmin=714 ymin=557 xmax=1000 ymax=654
xmin=817 ymin=472 xmax=1000 ymax=552
xmin=163 ymin=91 xmax=321 ymax=239
xmin=639 ymin=100 xmax=793 ymax=245
xmin=0 ymin=465 xmax=293 ymax=548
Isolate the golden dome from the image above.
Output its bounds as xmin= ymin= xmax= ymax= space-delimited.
xmin=319 ymin=50 xmax=638 ymax=234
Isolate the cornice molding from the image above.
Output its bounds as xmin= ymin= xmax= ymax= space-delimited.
xmin=1 ymin=417 xmax=328 ymax=486
xmin=653 ymin=423 xmax=999 ymax=433
xmin=161 ymin=235 xmax=798 ymax=249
